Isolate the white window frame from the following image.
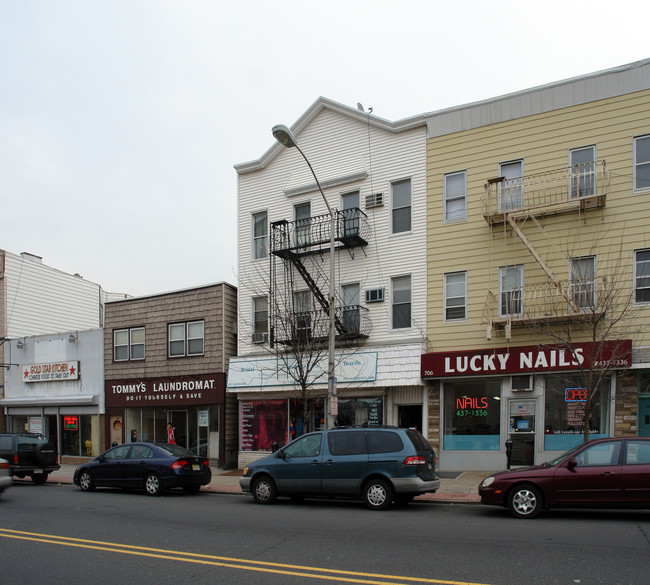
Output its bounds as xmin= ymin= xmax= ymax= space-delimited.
xmin=391 ymin=275 xmax=412 ymax=329
xmin=444 ymin=271 xmax=467 ymax=322
xmin=168 ymin=320 xmax=204 ymax=358
xmin=634 ymin=134 xmax=650 ymax=193
xmin=498 ymin=160 xmax=524 ymax=212
xmin=569 ymin=146 xmax=596 ymax=199
xmin=635 ymin=248 xmax=650 ymax=305
xmin=569 ymin=255 xmax=596 ymax=310
xmin=114 ymin=327 xmax=145 ymax=362
xmin=252 ymin=210 xmax=268 ymax=260
xmin=253 ymin=296 xmax=268 ymax=336
xmin=499 ymin=265 xmax=524 ymax=318
xmin=391 ymin=178 xmax=412 ymax=234
xmin=444 ymin=171 xmax=467 ymax=222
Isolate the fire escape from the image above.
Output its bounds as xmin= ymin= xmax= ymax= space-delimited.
xmin=269 ymin=208 xmax=372 ymax=346
xmin=481 ymin=160 xmax=609 ymax=340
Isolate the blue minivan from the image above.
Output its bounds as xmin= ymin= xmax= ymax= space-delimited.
xmin=239 ymin=427 xmax=440 ymax=510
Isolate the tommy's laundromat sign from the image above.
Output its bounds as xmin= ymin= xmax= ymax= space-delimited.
xmin=421 ymin=340 xmax=632 ymax=378
xmin=23 ymin=361 xmax=80 ymax=382
xmin=105 ymin=373 xmax=226 ymax=408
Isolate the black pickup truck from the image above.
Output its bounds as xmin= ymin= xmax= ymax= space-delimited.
xmin=0 ymin=432 xmax=60 ymax=484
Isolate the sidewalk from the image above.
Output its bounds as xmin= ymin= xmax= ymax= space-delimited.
xmin=49 ymin=464 xmax=488 ymax=503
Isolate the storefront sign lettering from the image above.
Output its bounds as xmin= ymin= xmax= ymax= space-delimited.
xmin=421 ymin=340 xmax=631 ymax=378
xmin=22 ymin=361 xmax=80 ymax=382
xmin=565 ymin=388 xmax=588 ymax=402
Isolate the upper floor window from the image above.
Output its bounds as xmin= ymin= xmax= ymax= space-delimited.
xmin=498 ymin=160 xmax=524 ymax=211
xmin=342 ymin=282 xmax=361 ymax=334
xmin=293 ymin=290 xmax=312 ymax=339
xmin=635 ymin=249 xmax=650 ymax=304
xmin=252 ymin=296 xmax=268 ymax=342
xmin=391 ymin=275 xmax=411 ymax=329
xmin=444 ymin=171 xmax=467 ymax=222
xmin=253 ymin=211 xmax=268 ymax=259
xmin=294 ymin=202 xmax=311 ymax=249
xmin=169 ymin=320 xmax=204 ymax=358
xmin=499 ymin=265 xmax=523 ymax=317
xmin=569 ymin=146 xmax=596 ymax=198
xmin=569 ymin=256 xmax=596 ymax=309
xmin=391 ymin=179 xmax=411 ymax=234
xmin=634 ymin=135 xmax=650 ymax=192
xmin=341 ymin=191 xmax=361 ymax=237
xmin=114 ymin=327 xmax=145 ymax=362
xmin=444 ymin=272 xmax=467 ymax=321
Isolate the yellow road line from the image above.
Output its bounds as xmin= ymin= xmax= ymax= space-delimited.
xmin=0 ymin=528 xmax=491 ymax=585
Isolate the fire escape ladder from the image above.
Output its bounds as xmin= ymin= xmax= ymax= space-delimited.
xmin=506 ymin=215 xmax=581 ymax=313
xmin=285 ymin=252 xmax=346 ymax=335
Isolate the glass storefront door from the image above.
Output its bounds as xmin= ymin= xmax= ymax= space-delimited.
xmin=508 ymin=398 xmax=536 ymax=466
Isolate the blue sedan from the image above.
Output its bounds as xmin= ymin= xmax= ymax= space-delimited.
xmin=73 ymin=442 xmax=211 ymax=496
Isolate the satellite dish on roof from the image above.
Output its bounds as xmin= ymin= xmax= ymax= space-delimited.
xmin=357 ymin=102 xmax=364 ymax=112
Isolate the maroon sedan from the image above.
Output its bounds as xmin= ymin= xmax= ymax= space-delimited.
xmin=479 ymin=437 xmax=650 ymax=518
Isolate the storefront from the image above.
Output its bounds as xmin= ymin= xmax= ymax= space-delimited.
xmin=228 ymin=344 xmax=426 ymax=468
xmin=1 ymin=330 xmax=105 ymax=461
xmin=104 ymin=373 xmax=226 ymax=463
xmin=421 ymin=340 xmax=632 ymax=471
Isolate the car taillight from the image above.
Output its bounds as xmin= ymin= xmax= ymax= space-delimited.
xmin=403 ymin=455 xmax=426 ymax=465
xmin=172 ymin=459 xmax=188 ymax=470
xmin=0 ymin=461 xmax=9 ymax=470
xmin=13 ymin=454 xmax=19 ymax=464
xmin=202 ymin=459 xmax=209 ymax=467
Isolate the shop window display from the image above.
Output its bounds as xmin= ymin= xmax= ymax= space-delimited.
xmin=336 ymin=397 xmax=383 ymax=427
xmin=443 ymin=380 xmax=501 ymax=450
xmin=544 ymin=375 xmax=609 ymax=451
xmin=241 ymin=400 xmax=288 ymax=451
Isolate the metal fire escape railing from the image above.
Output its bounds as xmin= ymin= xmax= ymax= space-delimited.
xmin=269 ymin=208 xmax=371 ymax=345
xmin=482 ymin=161 xmax=609 ymax=338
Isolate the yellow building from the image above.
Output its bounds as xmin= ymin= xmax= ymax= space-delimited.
xmin=422 ymin=59 xmax=650 ymax=470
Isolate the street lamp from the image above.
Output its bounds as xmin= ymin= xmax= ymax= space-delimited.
xmin=272 ymin=124 xmax=337 ymax=429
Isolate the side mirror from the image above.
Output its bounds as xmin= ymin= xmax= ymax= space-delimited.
xmin=566 ymin=457 xmax=578 ymax=470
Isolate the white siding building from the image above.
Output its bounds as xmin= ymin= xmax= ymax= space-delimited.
xmin=228 ymin=98 xmax=429 ymax=467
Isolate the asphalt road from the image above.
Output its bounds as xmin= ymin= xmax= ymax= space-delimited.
xmin=2 ymin=481 xmax=650 ymax=585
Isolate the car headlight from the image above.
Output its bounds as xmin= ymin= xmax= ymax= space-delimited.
xmin=481 ymin=476 xmax=495 ymax=488
xmin=242 ymin=467 xmax=249 ymax=476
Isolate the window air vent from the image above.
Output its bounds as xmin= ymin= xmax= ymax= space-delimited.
xmin=251 ymin=332 xmax=268 ymax=344
xmin=365 ymin=192 xmax=384 ymax=209
xmin=511 ymin=375 xmax=533 ymax=392
xmin=365 ymin=288 xmax=384 ymax=303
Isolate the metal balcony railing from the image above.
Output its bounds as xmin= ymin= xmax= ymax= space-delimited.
xmin=271 ymin=208 xmax=370 ymax=257
xmin=482 ymin=161 xmax=608 ymax=222
xmin=271 ymin=305 xmax=371 ymax=345
xmin=483 ymin=277 xmax=607 ymax=327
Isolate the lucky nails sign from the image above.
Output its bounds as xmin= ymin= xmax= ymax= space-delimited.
xmin=420 ymin=340 xmax=632 ymax=378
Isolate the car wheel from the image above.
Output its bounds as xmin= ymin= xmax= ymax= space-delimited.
xmin=31 ymin=472 xmax=49 ymax=485
xmin=251 ymin=475 xmax=277 ymax=505
xmin=508 ymin=484 xmax=542 ymax=519
xmin=363 ymin=478 xmax=394 ymax=510
xmin=183 ymin=484 xmax=201 ymax=494
xmin=79 ymin=470 xmax=95 ymax=492
xmin=144 ymin=473 xmax=162 ymax=496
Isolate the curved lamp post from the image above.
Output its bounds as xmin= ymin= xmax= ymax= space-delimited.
xmin=272 ymin=124 xmax=337 ymax=429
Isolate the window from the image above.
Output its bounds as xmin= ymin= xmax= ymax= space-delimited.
xmin=444 ymin=272 xmax=467 ymax=321
xmin=114 ymin=327 xmax=145 ymax=361
xmin=294 ymin=202 xmax=311 ymax=249
xmin=575 ymin=441 xmax=620 ymax=467
xmin=253 ymin=211 xmax=268 ymax=259
xmin=498 ymin=160 xmax=524 ymax=211
xmin=634 ymin=135 xmax=650 ymax=192
xmin=392 ymin=275 xmax=411 ymax=329
xmin=570 ymin=256 xmax=596 ymax=309
xmin=570 ymin=146 xmax=596 ymax=198
xmin=444 ymin=171 xmax=467 ymax=222
xmin=342 ymin=283 xmax=360 ymax=334
xmin=391 ymin=179 xmax=411 ymax=233
xmin=293 ymin=290 xmax=312 ymax=338
xmin=253 ymin=297 xmax=268 ymax=341
xmin=635 ymin=249 xmax=650 ymax=304
xmin=284 ymin=433 xmax=322 ymax=458
xmin=341 ymin=191 xmax=360 ymax=237
xmin=328 ymin=431 xmax=367 ymax=456
xmin=168 ymin=321 xmax=204 ymax=358
xmin=499 ymin=265 xmax=523 ymax=317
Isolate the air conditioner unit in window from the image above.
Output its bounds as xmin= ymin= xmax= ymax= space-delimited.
xmin=365 ymin=288 xmax=384 ymax=303
xmin=365 ymin=192 xmax=384 ymax=209
xmin=251 ymin=332 xmax=268 ymax=344
xmin=511 ymin=375 xmax=533 ymax=392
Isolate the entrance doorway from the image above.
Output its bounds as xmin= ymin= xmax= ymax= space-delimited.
xmin=169 ymin=411 xmax=188 ymax=448
xmin=398 ymin=405 xmax=422 ymax=431
xmin=508 ymin=398 xmax=536 ymax=466
xmin=639 ymin=396 xmax=650 ymax=437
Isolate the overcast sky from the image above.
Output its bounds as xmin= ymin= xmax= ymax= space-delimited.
xmin=2 ymin=1 xmax=648 ymax=297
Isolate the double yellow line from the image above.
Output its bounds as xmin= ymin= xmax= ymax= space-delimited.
xmin=0 ymin=528 xmax=490 ymax=585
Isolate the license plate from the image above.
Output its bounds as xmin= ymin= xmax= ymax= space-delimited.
xmin=427 ymin=464 xmax=432 ymax=470
xmin=34 ymin=468 xmax=43 ymax=473
xmin=192 ymin=464 xmax=200 ymax=471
